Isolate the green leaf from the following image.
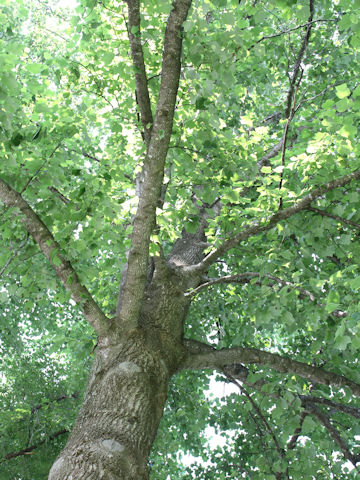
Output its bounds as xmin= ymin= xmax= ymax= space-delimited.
xmin=26 ymin=63 xmax=44 ymax=74
xmin=102 ymin=52 xmax=114 ymax=65
xmin=353 ymin=85 xmax=360 ymax=98
xmin=334 ymin=335 xmax=351 ymax=351
xmin=184 ymin=219 xmax=199 ymax=233
xmin=302 ymin=416 xmax=317 ymax=434
xmin=349 ymin=277 xmax=360 ymax=290
xmin=335 ymin=83 xmax=351 ymax=99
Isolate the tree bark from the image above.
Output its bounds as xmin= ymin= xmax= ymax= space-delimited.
xmin=49 ymin=253 xmax=201 ymax=480
xmin=49 ymin=329 xmax=170 ymax=480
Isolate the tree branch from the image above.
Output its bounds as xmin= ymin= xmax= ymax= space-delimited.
xmin=294 ymin=81 xmax=344 ymax=111
xmin=186 ymin=271 xmax=346 ymax=318
xmin=226 ymin=372 xmax=289 ymax=479
xmin=224 ymin=367 xmax=360 ymax=420
xmin=223 ymin=370 xmax=286 ymax=465
xmin=187 ymin=272 xmax=316 ymax=302
xmin=181 ymin=339 xmax=360 ymax=397
xmin=248 ymin=19 xmax=336 ymax=51
xmin=287 ymin=412 xmax=307 ymax=450
xmin=183 ymin=168 xmax=360 ymax=274
xmin=224 ymin=367 xmax=360 ymax=467
xmin=116 ymin=0 xmax=193 ymax=327
xmin=0 ymin=234 xmax=29 ymax=277
xmin=308 ymin=206 xmax=360 ymax=231
xmin=284 ymin=0 xmax=314 ymax=118
xmin=20 ymin=142 xmax=61 ymax=194
xmin=305 ymin=403 xmax=360 ymax=471
xmin=30 ymin=392 xmax=80 ymax=415
xmin=0 ymin=178 xmax=110 ymax=336
xmin=279 ymin=72 xmax=302 ymax=208
xmin=125 ymin=0 xmax=153 ymax=146
xmin=225 ymin=368 xmax=360 ymax=469
xmin=257 ymin=139 xmax=283 ymax=170
xmin=48 ymin=186 xmax=70 ymax=204
xmin=300 ymin=395 xmax=360 ymax=419
xmin=2 ymin=429 xmax=69 ymax=462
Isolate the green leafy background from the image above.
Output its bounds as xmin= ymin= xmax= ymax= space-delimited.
xmin=1 ymin=0 xmax=360 ymax=478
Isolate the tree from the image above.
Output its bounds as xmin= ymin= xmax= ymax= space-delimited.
xmin=1 ymin=0 xmax=360 ymax=478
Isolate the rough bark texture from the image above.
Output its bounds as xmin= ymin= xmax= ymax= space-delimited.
xmin=181 ymin=340 xmax=360 ymax=398
xmin=49 ymin=238 xmax=204 ymax=480
xmin=116 ymin=0 xmax=193 ymax=331
xmin=49 ymin=330 xmax=170 ymax=480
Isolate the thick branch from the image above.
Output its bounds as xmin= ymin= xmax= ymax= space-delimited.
xmin=181 ymin=339 xmax=360 ymax=397
xmin=126 ymin=0 xmax=153 ymax=146
xmin=184 ymin=168 xmax=360 ymax=274
xmin=0 ymin=178 xmax=109 ymax=336
xmin=300 ymin=395 xmax=360 ymax=419
xmin=116 ymin=0 xmax=193 ymax=327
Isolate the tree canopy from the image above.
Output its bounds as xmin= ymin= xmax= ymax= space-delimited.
xmin=1 ymin=0 xmax=360 ymax=478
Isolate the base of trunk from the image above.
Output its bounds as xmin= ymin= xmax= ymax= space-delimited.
xmin=49 ymin=329 xmax=171 ymax=480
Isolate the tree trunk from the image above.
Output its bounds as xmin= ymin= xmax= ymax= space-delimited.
xmin=49 ymin=260 xmax=197 ymax=480
xmin=48 ymin=331 xmax=168 ymax=479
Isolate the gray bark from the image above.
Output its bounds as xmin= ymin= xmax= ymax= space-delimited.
xmin=49 ymin=331 xmax=170 ymax=480
xmin=48 ymin=235 xmax=204 ymax=480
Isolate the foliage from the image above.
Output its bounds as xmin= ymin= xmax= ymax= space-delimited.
xmin=1 ymin=0 xmax=360 ymax=478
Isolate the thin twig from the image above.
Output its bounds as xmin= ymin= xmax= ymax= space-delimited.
xmin=186 ymin=272 xmax=315 ymax=301
xmin=305 ymin=403 xmax=360 ymax=471
xmin=224 ymin=371 xmax=285 ymax=457
xmin=20 ymin=143 xmax=62 ymax=194
xmin=48 ymin=187 xmax=70 ymax=204
xmin=248 ymin=18 xmax=336 ymax=50
xmin=0 ymin=235 xmax=29 ymax=277
xmin=308 ymin=206 xmax=360 ymax=231
xmin=2 ymin=429 xmax=69 ymax=462
xmin=186 ymin=271 xmax=346 ymax=318
xmin=284 ymin=0 xmax=314 ymax=118
xmin=287 ymin=412 xmax=307 ymax=450
xmin=279 ymin=71 xmax=302 ymax=208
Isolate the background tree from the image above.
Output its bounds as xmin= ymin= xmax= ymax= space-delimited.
xmin=1 ymin=0 xmax=360 ymax=478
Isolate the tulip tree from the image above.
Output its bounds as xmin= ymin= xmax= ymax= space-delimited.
xmin=1 ymin=0 xmax=360 ymax=478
